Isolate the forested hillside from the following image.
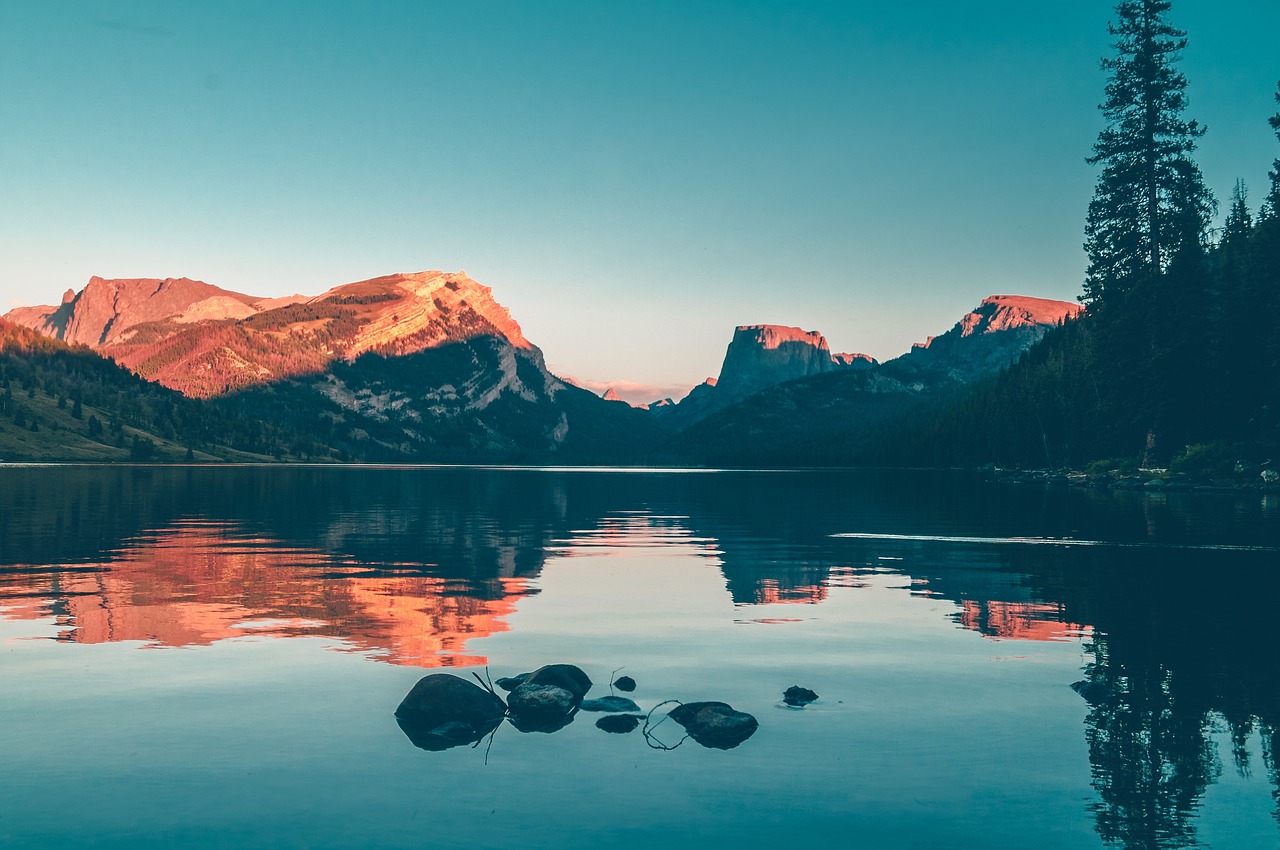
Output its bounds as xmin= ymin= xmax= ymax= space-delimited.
xmin=0 ymin=321 xmax=330 ymax=462
xmin=860 ymin=2 xmax=1280 ymax=476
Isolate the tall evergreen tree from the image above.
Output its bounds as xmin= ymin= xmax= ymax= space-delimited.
xmin=1083 ymin=0 xmax=1213 ymax=306
xmin=1265 ymin=81 xmax=1280 ymax=220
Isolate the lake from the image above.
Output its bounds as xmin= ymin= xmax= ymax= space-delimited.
xmin=1 ymin=465 xmax=1278 ymax=849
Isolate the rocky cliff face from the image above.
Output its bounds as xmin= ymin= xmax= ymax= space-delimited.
xmin=717 ymin=325 xmax=837 ymax=399
xmin=6 ymin=276 xmax=269 ymax=347
xmin=652 ymin=325 xmax=879 ymax=430
xmin=656 ymin=295 xmax=1080 ymax=433
xmin=4 ymin=271 xmax=664 ymax=461
xmin=3 ymin=270 xmax=542 ymax=398
xmin=890 ymin=295 xmax=1082 ymax=383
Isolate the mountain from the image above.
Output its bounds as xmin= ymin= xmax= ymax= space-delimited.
xmin=888 ymin=295 xmax=1084 ymax=384
xmin=657 ymin=294 xmax=1082 ymax=464
xmin=3 ymin=270 xmax=666 ymax=463
xmin=4 ymin=276 xmax=289 ymax=350
xmin=4 ymin=270 xmax=534 ymax=397
xmin=650 ymin=296 xmax=1077 ymax=436
xmin=0 ymin=319 xmax=324 ymax=462
xmin=650 ymin=324 xmax=878 ymax=430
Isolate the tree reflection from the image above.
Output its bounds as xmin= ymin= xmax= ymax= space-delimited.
xmin=1046 ymin=543 xmax=1280 ymax=849
xmin=1077 ymin=637 xmax=1219 ymax=848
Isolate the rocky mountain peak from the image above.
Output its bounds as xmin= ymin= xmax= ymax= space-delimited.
xmin=716 ymin=324 xmax=837 ymax=400
xmin=916 ymin=295 xmax=1083 ymax=350
xmin=896 ymin=294 xmax=1082 ymax=381
xmin=732 ymin=324 xmax=830 ymax=352
xmin=1 ymin=270 xmax=547 ymax=399
xmin=6 ymin=276 xmax=262 ymax=347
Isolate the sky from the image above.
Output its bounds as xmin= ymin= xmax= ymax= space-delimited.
xmin=2 ymin=1 xmax=1278 ymax=403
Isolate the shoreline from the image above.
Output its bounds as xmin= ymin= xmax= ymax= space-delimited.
xmin=990 ymin=467 xmax=1279 ymax=494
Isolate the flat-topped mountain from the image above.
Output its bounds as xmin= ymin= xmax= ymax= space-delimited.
xmin=652 ymin=324 xmax=877 ymax=430
xmin=653 ymin=294 xmax=1081 ymax=438
xmin=717 ymin=324 xmax=875 ymax=399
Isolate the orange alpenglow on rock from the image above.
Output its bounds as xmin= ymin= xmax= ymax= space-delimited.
xmin=913 ymin=295 xmax=1083 ymax=350
xmin=0 ymin=270 xmax=536 ymax=398
xmin=0 ymin=521 xmax=530 ymax=668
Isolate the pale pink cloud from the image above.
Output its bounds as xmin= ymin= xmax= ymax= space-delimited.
xmin=557 ymin=373 xmax=696 ymax=406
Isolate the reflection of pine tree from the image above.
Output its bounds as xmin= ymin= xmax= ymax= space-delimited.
xmin=1080 ymin=635 xmax=1220 ymax=849
xmin=1264 ymin=727 xmax=1280 ymax=828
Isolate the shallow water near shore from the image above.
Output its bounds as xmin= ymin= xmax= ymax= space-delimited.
xmin=2 ymin=465 xmax=1278 ymax=849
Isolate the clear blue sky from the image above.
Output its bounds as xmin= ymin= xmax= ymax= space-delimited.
xmin=2 ymin=1 xmax=1277 ymax=401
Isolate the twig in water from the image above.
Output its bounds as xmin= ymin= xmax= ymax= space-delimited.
xmin=472 ymin=667 xmax=503 ymax=702
xmin=642 ymin=699 xmax=687 ymax=751
xmin=480 ymin=720 xmax=501 ymax=765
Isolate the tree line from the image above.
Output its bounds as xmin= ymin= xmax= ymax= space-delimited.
xmin=863 ymin=0 xmax=1279 ymax=474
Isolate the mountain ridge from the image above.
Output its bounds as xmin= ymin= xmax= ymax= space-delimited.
xmin=650 ymin=294 xmax=1080 ymax=433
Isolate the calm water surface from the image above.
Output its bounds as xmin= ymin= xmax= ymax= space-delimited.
xmin=1 ymin=466 xmax=1278 ymax=849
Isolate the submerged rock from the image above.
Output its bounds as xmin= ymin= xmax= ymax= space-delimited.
xmin=783 ymin=686 xmax=819 ymax=707
xmin=580 ymin=696 xmax=641 ymax=713
xmin=394 ymin=674 xmax=507 ymax=750
xmin=613 ymin=675 xmax=637 ymax=692
xmin=596 ymin=714 xmax=642 ymax=734
xmin=523 ymin=664 xmax=592 ymax=700
xmin=668 ymin=701 xmax=759 ymax=750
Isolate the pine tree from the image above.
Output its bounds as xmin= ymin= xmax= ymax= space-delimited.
xmin=1223 ymin=180 xmax=1253 ymax=245
xmin=1264 ymin=81 xmax=1280 ymax=220
xmin=1083 ymin=0 xmax=1213 ymax=306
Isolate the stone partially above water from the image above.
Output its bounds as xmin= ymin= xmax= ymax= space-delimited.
xmin=394 ymin=673 xmax=507 ymax=750
xmin=507 ymin=683 xmax=578 ymax=732
xmin=668 ymin=701 xmax=759 ymax=750
xmin=783 ymin=686 xmax=819 ymax=707
xmin=395 ymin=673 xmax=507 ymax=729
xmin=495 ymin=674 xmax=531 ymax=692
xmin=522 ymin=664 xmax=593 ymax=700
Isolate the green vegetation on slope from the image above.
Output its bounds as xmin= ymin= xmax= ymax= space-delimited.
xmin=851 ymin=4 xmax=1280 ymax=475
xmin=0 ymin=320 xmax=330 ymax=462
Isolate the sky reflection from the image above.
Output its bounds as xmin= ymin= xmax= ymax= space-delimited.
xmin=2 ymin=467 xmax=1279 ymax=849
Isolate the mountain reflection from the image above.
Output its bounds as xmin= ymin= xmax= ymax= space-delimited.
xmin=2 ymin=466 xmax=1279 ymax=847
xmin=0 ymin=518 xmax=530 ymax=666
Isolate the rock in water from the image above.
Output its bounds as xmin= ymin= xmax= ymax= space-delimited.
xmin=394 ymin=673 xmax=507 ymax=750
xmin=507 ymin=683 xmax=578 ymax=732
xmin=596 ymin=715 xmax=642 ymax=734
xmin=580 ymin=696 xmax=641 ymax=713
xmin=495 ymin=673 xmax=531 ymax=692
xmin=613 ymin=675 xmax=637 ymax=692
xmin=395 ymin=673 xmax=506 ymax=728
xmin=668 ymin=701 xmax=759 ymax=750
xmin=783 ymin=686 xmax=819 ymax=707
xmin=522 ymin=664 xmax=592 ymax=701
